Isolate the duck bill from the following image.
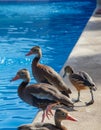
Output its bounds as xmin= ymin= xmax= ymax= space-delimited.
xmin=67 ymin=114 xmax=78 ymax=122
xmin=25 ymin=50 xmax=33 ymax=56
xmin=10 ymin=75 xmax=20 ymax=82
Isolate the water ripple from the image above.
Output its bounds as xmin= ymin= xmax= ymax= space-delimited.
xmin=0 ymin=57 xmax=31 ymax=66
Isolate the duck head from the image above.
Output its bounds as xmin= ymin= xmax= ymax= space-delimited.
xmin=63 ymin=66 xmax=73 ymax=78
xmin=55 ymin=108 xmax=77 ymax=122
xmin=25 ymin=46 xmax=42 ymax=57
xmin=10 ymin=69 xmax=30 ymax=82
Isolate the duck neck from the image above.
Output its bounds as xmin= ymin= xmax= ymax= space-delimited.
xmin=55 ymin=119 xmax=67 ymax=130
xmin=69 ymin=68 xmax=74 ymax=74
xmin=18 ymin=81 xmax=29 ymax=100
xmin=32 ymin=52 xmax=42 ymax=66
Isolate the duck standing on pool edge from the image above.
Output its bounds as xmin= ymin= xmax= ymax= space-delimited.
xmin=63 ymin=66 xmax=97 ymax=105
xmin=25 ymin=46 xmax=72 ymax=98
xmin=10 ymin=69 xmax=74 ymax=123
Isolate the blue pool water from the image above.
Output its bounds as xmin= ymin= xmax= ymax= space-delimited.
xmin=0 ymin=0 xmax=95 ymax=129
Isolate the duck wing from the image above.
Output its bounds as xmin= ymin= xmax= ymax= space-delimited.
xmin=79 ymin=71 xmax=95 ymax=85
xmin=70 ymin=72 xmax=96 ymax=90
xmin=79 ymin=71 xmax=96 ymax=90
xmin=36 ymin=64 xmax=72 ymax=96
xmin=25 ymin=83 xmax=73 ymax=108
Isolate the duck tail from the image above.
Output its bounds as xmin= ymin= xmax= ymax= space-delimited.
xmin=60 ymin=95 xmax=74 ymax=108
xmin=61 ymin=88 xmax=72 ymax=98
xmin=67 ymin=88 xmax=72 ymax=94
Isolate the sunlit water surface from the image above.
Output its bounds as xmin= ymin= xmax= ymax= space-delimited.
xmin=0 ymin=0 xmax=95 ymax=129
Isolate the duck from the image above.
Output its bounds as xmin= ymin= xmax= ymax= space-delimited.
xmin=63 ymin=66 xmax=97 ymax=105
xmin=10 ymin=69 xmax=73 ymax=123
xmin=25 ymin=46 xmax=72 ymax=98
xmin=18 ymin=108 xmax=77 ymax=130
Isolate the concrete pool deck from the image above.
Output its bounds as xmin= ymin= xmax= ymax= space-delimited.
xmin=59 ymin=10 xmax=101 ymax=130
xmin=19 ymin=6 xmax=101 ymax=130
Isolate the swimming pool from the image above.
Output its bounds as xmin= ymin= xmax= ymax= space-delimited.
xmin=0 ymin=0 xmax=95 ymax=129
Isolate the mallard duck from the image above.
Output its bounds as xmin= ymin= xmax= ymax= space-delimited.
xmin=25 ymin=46 xmax=71 ymax=97
xmin=63 ymin=66 xmax=97 ymax=105
xmin=10 ymin=69 xmax=73 ymax=123
xmin=18 ymin=108 xmax=77 ymax=130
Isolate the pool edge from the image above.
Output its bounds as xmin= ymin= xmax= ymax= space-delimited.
xmin=30 ymin=6 xmax=101 ymax=129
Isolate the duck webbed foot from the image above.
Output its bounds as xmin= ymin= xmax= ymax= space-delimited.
xmin=41 ymin=102 xmax=59 ymax=122
xmin=85 ymin=100 xmax=94 ymax=106
xmin=41 ymin=109 xmax=52 ymax=123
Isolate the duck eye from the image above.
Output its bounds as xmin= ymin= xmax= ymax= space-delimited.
xmin=35 ymin=49 xmax=38 ymax=52
xmin=34 ymin=49 xmax=37 ymax=52
xmin=20 ymin=72 xmax=24 ymax=76
xmin=32 ymin=48 xmax=37 ymax=53
xmin=61 ymin=113 xmax=65 ymax=116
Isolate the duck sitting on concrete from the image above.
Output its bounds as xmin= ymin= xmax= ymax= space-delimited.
xmin=25 ymin=46 xmax=71 ymax=98
xmin=63 ymin=66 xmax=97 ymax=105
xmin=18 ymin=108 xmax=77 ymax=130
xmin=10 ymin=69 xmax=73 ymax=123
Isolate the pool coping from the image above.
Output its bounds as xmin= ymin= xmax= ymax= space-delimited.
xmin=59 ymin=9 xmax=101 ymax=130
xmin=19 ymin=5 xmax=101 ymax=130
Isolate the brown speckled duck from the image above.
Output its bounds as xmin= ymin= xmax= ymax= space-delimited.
xmin=63 ymin=66 xmax=97 ymax=105
xmin=11 ymin=69 xmax=73 ymax=123
xmin=25 ymin=46 xmax=71 ymax=97
xmin=18 ymin=108 xmax=77 ymax=130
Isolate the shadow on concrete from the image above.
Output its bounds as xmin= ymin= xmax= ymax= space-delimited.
xmin=84 ymin=19 xmax=101 ymax=31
